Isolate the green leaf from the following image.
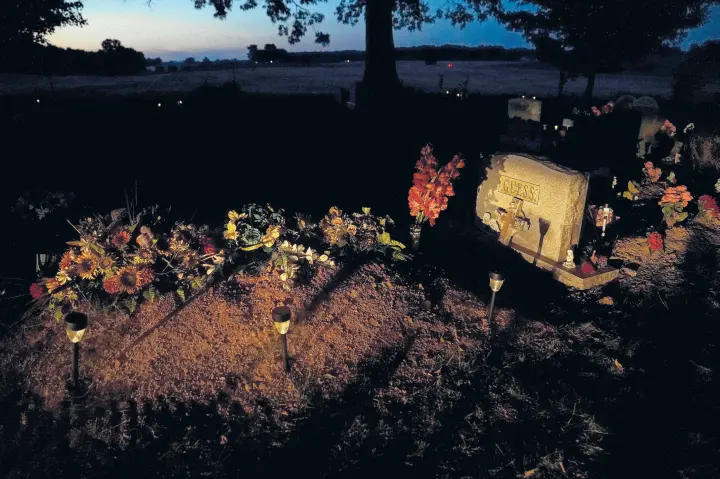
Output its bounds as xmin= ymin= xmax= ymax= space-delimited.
xmin=628 ymin=181 xmax=640 ymax=195
xmin=54 ymin=308 xmax=63 ymax=321
xmin=124 ymin=297 xmax=137 ymax=314
xmin=377 ymin=232 xmax=391 ymax=245
xmin=390 ymin=240 xmax=405 ymax=249
xmin=129 ymin=223 xmax=138 ymax=233
xmin=677 ymin=212 xmax=688 ymax=223
xmin=142 ymin=287 xmax=156 ymax=302
xmin=177 ymin=288 xmax=185 ymax=302
xmin=90 ymin=243 xmax=105 ymax=256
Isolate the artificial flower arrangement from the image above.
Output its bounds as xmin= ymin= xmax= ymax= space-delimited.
xmin=590 ymin=101 xmax=615 ymax=116
xmin=659 ymin=186 xmax=693 ymax=227
xmin=408 ymin=144 xmax=465 ymax=227
xmin=29 ymin=206 xmax=221 ymax=318
xmin=318 ymin=206 xmax=407 ymax=260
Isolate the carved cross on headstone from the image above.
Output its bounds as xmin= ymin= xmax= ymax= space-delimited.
xmin=497 ymin=197 xmax=531 ymax=245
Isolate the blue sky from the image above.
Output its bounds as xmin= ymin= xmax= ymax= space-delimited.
xmin=48 ymin=1 xmax=720 ymax=61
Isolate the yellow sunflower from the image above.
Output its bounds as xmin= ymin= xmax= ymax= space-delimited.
xmin=97 ymin=255 xmax=115 ymax=275
xmin=74 ymin=252 xmax=100 ymax=280
xmin=56 ymin=270 xmax=72 ymax=285
xmin=103 ymin=266 xmax=153 ymax=295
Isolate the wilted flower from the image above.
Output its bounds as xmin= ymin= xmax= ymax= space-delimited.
xmin=643 ymin=162 xmax=662 ymax=182
xmin=698 ymin=195 xmax=719 ymax=219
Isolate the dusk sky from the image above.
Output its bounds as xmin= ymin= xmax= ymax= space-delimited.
xmin=48 ymin=1 xmax=720 ymax=61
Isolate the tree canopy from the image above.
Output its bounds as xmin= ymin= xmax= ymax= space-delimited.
xmin=1 ymin=0 xmax=86 ymax=46
xmin=501 ymin=0 xmax=719 ymax=99
xmin=188 ymin=0 xmax=501 ymax=47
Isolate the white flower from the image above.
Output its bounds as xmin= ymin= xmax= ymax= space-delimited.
xmin=683 ymin=123 xmax=695 ymax=134
xmin=715 ymin=178 xmax=720 ymax=194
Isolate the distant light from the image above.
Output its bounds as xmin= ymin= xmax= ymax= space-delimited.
xmin=345 ymin=59 xmax=350 ymax=63
xmin=270 ymin=60 xmax=273 ymax=64
xmin=158 ymin=103 xmax=162 ymax=108
xmin=177 ymin=100 xmax=183 ymax=105
xmin=532 ymin=96 xmax=536 ymax=100
xmin=36 ymin=99 xmax=40 ymax=104
xmin=448 ymin=63 xmax=453 ymax=68
xmin=457 ymin=93 xmax=461 ymax=97
xmin=522 ymin=95 xmax=525 ymax=99
xmin=554 ymin=125 xmax=559 ymax=130
xmin=446 ymin=90 xmax=450 ymax=94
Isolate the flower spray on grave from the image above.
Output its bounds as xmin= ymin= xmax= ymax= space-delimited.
xmin=318 ymin=206 xmax=407 ymax=261
xmin=659 ymin=186 xmax=693 ymax=228
xmin=408 ymin=144 xmax=465 ymax=251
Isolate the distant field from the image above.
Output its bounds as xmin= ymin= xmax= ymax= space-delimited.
xmin=0 ymin=60 xmax=712 ymax=100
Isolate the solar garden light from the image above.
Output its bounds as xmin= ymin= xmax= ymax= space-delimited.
xmin=65 ymin=312 xmax=88 ymax=390
xmin=272 ymin=306 xmax=291 ymax=372
xmin=487 ymin=271 xmax=505 ymax=337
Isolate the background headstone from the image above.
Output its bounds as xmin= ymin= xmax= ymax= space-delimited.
xmin=476 ymin=153 xmax=589 ymax=264
xmin=507 ymin=97 xmax=542 ymax=123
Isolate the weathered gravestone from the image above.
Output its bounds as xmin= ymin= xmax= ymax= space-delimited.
xmin=476 ymin=153 xmax=619 ymax=289
xmin=613 ymin=95 xmax=665 ymax=157
xmin=508 ymin=97 xmax=542 ymax=123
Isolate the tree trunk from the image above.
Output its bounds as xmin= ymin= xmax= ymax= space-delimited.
xmin=362 ymin=0 xmax=400 ymax=103
xmin=584 ymin=72 xmax=596 ymax=103
xmin=558 ymin=69 xmax=567 ymax=97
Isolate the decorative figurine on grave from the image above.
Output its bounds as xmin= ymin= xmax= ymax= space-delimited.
xmin=592 ymin=204 xmax=618 ymax=238
xmin=563 ymin=249 xmax=575 ymax=269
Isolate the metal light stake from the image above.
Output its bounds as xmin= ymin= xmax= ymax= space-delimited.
xmin=272 ymin=306 xmax=292 ymax=372
xmin=65 ymin=312 xmax=88 ymax=391
xmin=487 ymin=271 xmax=505 ymax=339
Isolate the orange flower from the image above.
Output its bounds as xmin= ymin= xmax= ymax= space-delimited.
xmin=111 ymin=230 xmax=131 ymax=247
xmin=74 ymin=251 xmax=100 ymax=280
xmin=59 ymin=250 xmax=76 ymax=270
xmin=46 ymin=278 xmax=61 ymax=293
xmin=659 ymin=185 xmax=693 ymax=208
xmin=103 ymin=266 xmax=153 ymax=295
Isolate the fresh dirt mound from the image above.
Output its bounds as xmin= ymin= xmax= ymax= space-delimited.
xmin=613 ymin=215 xmax=720 ymax=299
xmin=0 ymin=261 xmax=501 ymax=415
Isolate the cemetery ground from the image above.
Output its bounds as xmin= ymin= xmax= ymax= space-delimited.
xmin=1 ymin=86 xmax=719 ymax=478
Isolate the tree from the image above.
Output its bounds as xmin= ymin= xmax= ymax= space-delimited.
xmin=247 ymin=44 xmax=259 ymax=62
xmin=101 ymin=39 xmax=123 ymax=52
xmin=501 ymin=0 xmax=719 ymax=101
xmin=182 ymin=0 xmax=502 ymax=98
xmin=1 ymin=0 xmax=86 ymax=71
xmin=202 ymin=56 xmax=212 ymax=64
xmin=184 ymin=57 xmax=196 ymax=65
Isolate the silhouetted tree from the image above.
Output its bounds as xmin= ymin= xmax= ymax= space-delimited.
xmin=146 ymin=57 xmax=164 ymax=66
xmin=247 ymin=44 xmax=259 ymax=62
xmin=673 ymin=40 xmax=720 ymax=103
xmin=184 ymin=57 xmax=196 ymax=65
xmin=177 ymin=0 xmax=501 ymax=99
xmin=202 ymin=56 xmax=211 ymax=64
xmin=502 ymin=0 xmax=719 ymax=101
xmin=101 ymin=39 xmax=123 ymax=52
xmin=1 ymin=0 xmax=86 ymax=74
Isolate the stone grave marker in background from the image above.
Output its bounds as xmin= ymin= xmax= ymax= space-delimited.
xmin=614 ymin=95 xmax=664 ymax=157
xmin=507 ymin=97 xmax=542 ymax=123
xmin=476 ymin=153 xmax=618 ymax=289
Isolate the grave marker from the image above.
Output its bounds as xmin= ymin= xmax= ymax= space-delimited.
xmin=476 ymin=153 xmax=617 ymax=289
xmin=507 ymin=97 xmax=542 ymax=123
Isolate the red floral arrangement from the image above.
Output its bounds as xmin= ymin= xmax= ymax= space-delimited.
xmin=408 ymin=144 xmax=465 ymax=226
xmin=580 ymin=261 xmax=596 ymax=274
xmin=648 ymin=232 xmax=663 ymax=253
xmin=698 ymin=195 xmax=719 ymax=219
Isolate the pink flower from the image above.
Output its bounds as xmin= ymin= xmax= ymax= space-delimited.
xmin=29 ymin=283 xmax=44 ymax=299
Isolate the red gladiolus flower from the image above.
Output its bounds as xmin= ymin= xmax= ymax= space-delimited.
xmin=29 ymin=283 xmax=44 ymax=299
xmin=408 ymin=144 xmax=465 ymax=227
xmin=648 ymin=232 xmax=663 ymax=252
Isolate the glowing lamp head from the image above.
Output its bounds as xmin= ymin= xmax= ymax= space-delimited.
xmin=158 ymin=103 xmax=162 ymax=108
xmin=272 ymin=306 xmax=291 ymax=335
xmin=532 ymin=96 xmax=536 ymax=100
xmin=362 ymin=207 xmax=371 ymax=214
xmin=65 ymin=312 xmax=88 ymax=343
xmin=489 ymin=271 xmax=505 ymax=293
xmin=177 ymin=100 xmax=183 ymax=105
xmin=554 ymin=125 xmax=559 ymax=131
xmin=36 ymin=99 xmax=40 ymax=104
